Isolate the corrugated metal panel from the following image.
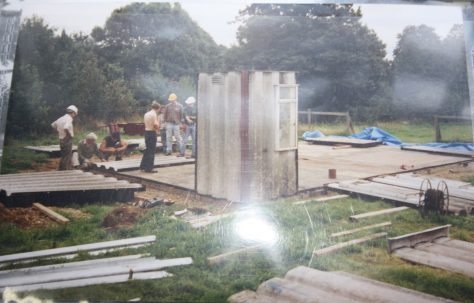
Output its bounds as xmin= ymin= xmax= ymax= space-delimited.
xmin=197 ymin=71 xmax=297 ymax=202
xmin=389 ymin=226 xmax=474 ymax=278
xmin=92 ymin=156 xmax=194 ymax=172
xmin=0 ymin=170 xmax=144 ymax=205
xmin=229 ymin=266 xmax=456 ymax=303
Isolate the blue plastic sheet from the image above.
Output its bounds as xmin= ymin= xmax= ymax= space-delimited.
xmin=302 ymin=127 xmax=473 ymax=151
xmin=302 ymin=127 xmax=402 ymax=146
xmin=402 ymin=142 xmax=474 ymax=152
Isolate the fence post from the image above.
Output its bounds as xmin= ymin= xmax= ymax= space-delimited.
xmin=433 ymin=115 xmax=441 ymax=142
xmin=346 ymin=112 xmax=355 ymax=134
xmin=307 ymin=109 xmax=312 ymax=125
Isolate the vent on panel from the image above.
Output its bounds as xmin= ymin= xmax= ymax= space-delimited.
xmin=211 ymin=75 xmax=224 ymax=85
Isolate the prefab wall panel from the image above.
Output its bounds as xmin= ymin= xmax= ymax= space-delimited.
xmin=197 ymin=71 xmax=297 ymax=202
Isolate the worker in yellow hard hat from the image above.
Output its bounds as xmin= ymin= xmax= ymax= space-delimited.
xmin=164 ymin=93 xmax=185 ymax=156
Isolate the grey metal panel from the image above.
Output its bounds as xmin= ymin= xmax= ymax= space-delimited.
xmin=0 ymin=235 xmax=156 ymax=263
xmin=224 ymin=72 xmax=242 ymax=201
xmin=3 ymin=271 xmax=171 ymax=292
xmin=229 ymin=266 xmax=456 ymax=303
xmin=0 ymin=254 xmax=147 ymax=277
xmin=0 ymin=257 xmax=192 ymax=287
xmin=0 ymin=170 xmax=143 ymax=196
xmin=197 ymin=73 xmax=212 ymax=196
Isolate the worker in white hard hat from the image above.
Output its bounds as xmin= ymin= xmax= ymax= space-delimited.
xmin=183 ymin=97 xmax=197 ymax=158
xmin=51 ymin=105 xmax=78 ymax=170
xmin=164 ymin=93 xmax=185 ymax=156
xmin=74 ymin=132 xmax=104 ymax=168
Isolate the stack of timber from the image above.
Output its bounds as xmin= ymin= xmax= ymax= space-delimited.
xmin=303 ymin=137 xmax=381 ymax=148
xmin=0 ymin=235 xmax=156 ymax=266
xmin=0 ymin=170 xmax=144 ymax=206
xmin=0 ymin=254 xmax=192 ymax=292
xmin=388 ymin=225 xmax=474 ymax=278
xmin=228 ymin=266 xmax=456 ymax=303
xmin=327 ymin=173 xmax=474 ymax=215
xmin=92 ymin=155 xmax=194 ymax=172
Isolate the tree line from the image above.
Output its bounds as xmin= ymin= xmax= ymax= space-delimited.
xmin=5 ymin=3 xmax=470 ymax=137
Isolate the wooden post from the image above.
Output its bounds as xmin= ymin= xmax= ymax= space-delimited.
xmin=307 ymin=108 xmax=312 ymax=125
xmin=433 ymin=115 xmax=442 ymax=142
xmin=346 ymin=112 xmax=355 ymax=134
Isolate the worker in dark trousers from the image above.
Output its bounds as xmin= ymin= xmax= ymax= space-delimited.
xmin=51 ymin=105 xmax=78 ymax=170
xmin=140 ymin=101 xmax=161 ymax=173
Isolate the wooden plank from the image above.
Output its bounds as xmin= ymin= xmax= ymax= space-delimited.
xmin=293 ymin=194 xmax=349 ymax=205
xmin=208 ymin=244 xmax=265 ymax=265
xmin=32 ymin=203 xmax=70 ymax=224
xmin=0 ymin=257 xmax=192 ymax=287
xmin=330 ymin=222 xmax=392 ymax=238
xmin=0 ymin=235 xmax=156 ymax=263
xmin=387 ymin=225 xmax=450 ymax=253
xmin=350 ymin=207 xmax=410 ymax=222
xmin=3 ymin=271 xmax=172 ymax=292
xmin=416 ymin=242 xmax=474 ymax=264
xmin=394 ymin=247 xmax=474 ymax=278
xmin=313 ymin=232 xmax=387 ymax=256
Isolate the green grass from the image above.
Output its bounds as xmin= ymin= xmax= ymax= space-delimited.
xmin=464 ymin=176 xmax=474 ymax=186
xmin=299 ymin=120 xmax=473 ymax=144
xmin=2 ymin=198 xmax=473 ymax=302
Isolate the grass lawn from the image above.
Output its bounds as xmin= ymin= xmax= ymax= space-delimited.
xmin=1 ymin=197 xmax=473 ymax=302
xmin=299 ymin=120 xmax=473 ymax=144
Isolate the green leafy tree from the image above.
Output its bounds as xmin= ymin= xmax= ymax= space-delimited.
xmin=226 ymin=4 xmax=391 ymax=120
xmin=391 ymin=25 xmax=469 ymax=118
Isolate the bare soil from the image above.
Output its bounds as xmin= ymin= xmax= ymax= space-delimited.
xmin=102 ymin=206 xmax=145 ymax=229
xmin=0 ymin=203 xmax=57 ymax=229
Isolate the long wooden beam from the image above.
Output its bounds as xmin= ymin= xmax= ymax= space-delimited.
xmin=387 ymin=225 xmax=450 ymax=253
xmin=350 ymin=207 xmax=410 ymax=222
xmin=330 ymin=222 xmax=392 ymax=238
xmin=313 ymin=232 xmax=387 ymax=256
xmin=32 ymin=203 xmax=70 ymax=224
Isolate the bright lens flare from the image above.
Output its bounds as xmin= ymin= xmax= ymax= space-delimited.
xmin=235 ymin=216 xmax=278 ymax=245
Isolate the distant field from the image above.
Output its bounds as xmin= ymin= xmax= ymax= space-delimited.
xmin=299 ymin=120 xmax=473 ymax=144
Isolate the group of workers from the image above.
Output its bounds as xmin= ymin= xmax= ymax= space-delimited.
xmin=51 ymin=93 xmax=197 ymax=172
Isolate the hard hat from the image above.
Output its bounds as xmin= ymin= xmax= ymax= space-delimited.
xmin=185 ymin=97 xmax=196 ymax=105
xmin=67 ymin=105 xmax=78 ymax=114
xmin=86 ymin=132 xmax=97 ymax=141
xmin=168 ymin=93 xmax=177 ymax=101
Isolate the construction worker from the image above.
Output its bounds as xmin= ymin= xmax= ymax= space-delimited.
xmin=51 ymin=105 xmax=78 ymax=170
xmin=183 ymin=96 xmax=197 ymax=158
xmin=164 ymin=93 xmax=184 ymax=156
xmin=159 ymin=106 xmax=167 ymax=153
xmin=99 ymin=132 xmax=128 ymax=161
xmin=74 ymin=132 xmax=104 ymax=168
xmin=140 ymin=101 xmax=161 ymax=172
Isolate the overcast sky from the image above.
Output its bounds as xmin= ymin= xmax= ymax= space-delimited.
xmin=5 ymin=0 xmax=464 ymax=58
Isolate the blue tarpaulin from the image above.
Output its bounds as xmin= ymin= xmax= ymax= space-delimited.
xmin=302 ymin=127 xmax=474 ymax=151
xmin=402 ymin=142 xmax=474 ymax=152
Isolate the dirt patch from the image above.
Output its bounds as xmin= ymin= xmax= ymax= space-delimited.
xmin=0 ymin=203 xmax=57 ymax=229
xmin=102 ymin=206 xmax=145 ymax=229
xmin=416 ymin=161 xmax=474 ymax=182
